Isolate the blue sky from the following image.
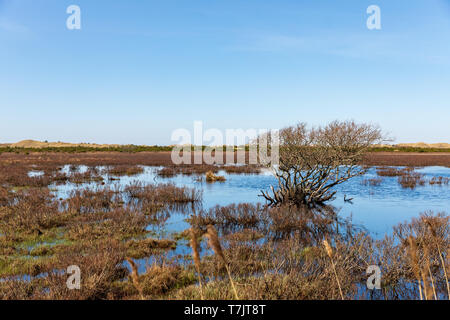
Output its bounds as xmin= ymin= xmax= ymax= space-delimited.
xmin=1 ymin=0 xmax=450 ymax=145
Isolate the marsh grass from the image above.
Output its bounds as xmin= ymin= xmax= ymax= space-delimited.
xmin=0 ymin=165 xmax=203 ymax=299
xmin=126 ymin=258 xmax=144 ymax=300
xmin=157 ymin=165 xmax=220 ymax=177
xmin=376 ymin=167 xmax=412 ymax=177
xmin=1 ymin=187 xmax=449 ymax=300
xmin=221 ymin=165 xmax=261 ymax=174
xmin=323 ymin=239 xmax=344 ymax=300
xmin=361 ymin=178 xmax=383 ymax=186
xmin=398 ymin=172 xmax=426 ymax=189
xmin=125 ymin=238 xmax=176 ymax=259
xmin=107 ymin=165 xmax=144 ymax=177
xmin=375 ymin=166 xmax=437 ymax=189
xmin=124 ymin=181 xmax=201 ymax=205
xmin=189 ymin=228 xmax=204 ymax=300
xmin=1 ymin=155 xmax=449 ymax=300
xmin=205 ymin=225 xmax=239 ymax=300
xmin=186 ymin=206 xmax=449 ymax=300
xmin=429 ymin=176 xmax=450 ymax=186
xmin=205 ymin=171 xmax=226 ymax=183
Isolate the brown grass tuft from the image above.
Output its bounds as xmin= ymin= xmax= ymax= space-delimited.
xmin=205 ymin=171 xmax=226 ymax=183
xmin=323 ymin=239 xmax=344 ymax=300
xmin=206 ymin=225 xmax=239 ymax=299
xmin=407 ymin=236 xmax=424 ymax=300
xmin=126 ymin=258 xmax=145 ymax=300
xmin=189 ymin=228 xmax=204 ymax=300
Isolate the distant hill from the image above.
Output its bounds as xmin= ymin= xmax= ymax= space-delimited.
xmin=4 ymin=140 xmax=120 ymax=149
xmin=1 ymin=140 xmax=449 ymax=150
xmin=395 ymin=142 xmax=450 ymax=149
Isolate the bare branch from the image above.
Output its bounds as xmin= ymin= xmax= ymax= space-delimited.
xmin=260 ymin=120 xmax=384 ymax=206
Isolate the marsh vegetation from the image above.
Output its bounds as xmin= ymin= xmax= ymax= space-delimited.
xmin=258 ymin=121 xmax=384 ymax=206
xmin=0 ymin=123 xmax=449 ymax=300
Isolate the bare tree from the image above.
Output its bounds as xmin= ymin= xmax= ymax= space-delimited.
xmin=260 ymin=120 xmax=384 ymax=206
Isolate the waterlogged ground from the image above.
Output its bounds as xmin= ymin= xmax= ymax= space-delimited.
xmin=2 ymin=162 xmax=449 ymax=299
xmin=51 ymin=165 xmax=450 ymax=249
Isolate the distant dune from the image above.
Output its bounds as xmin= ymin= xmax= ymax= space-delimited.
xmin=369 ymin=143 xmax=450 ymax=149
xmin=395 ymin=142 xmax=450 ymax=149
xmin=3 ymin=140 xmax=120 ymax=149
xmin=1 ymin=140 xmax=449 ymax=149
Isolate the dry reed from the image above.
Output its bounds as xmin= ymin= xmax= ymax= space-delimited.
xmin=205 ymin=171 xmax=226 ymax=182
xmin=206 ymin=225 xmax=239 ymax=299
xmin=424 ymin=246 xmax=437 ymax=300
xmin=126 ymin=257 xmax=145 ymax=300
xmin=189 ymin=228 xmax=204 ymax=300
xmin=407 ymin=237 xmax=423 ymax=300
xmin=426 ymin=220 xmax=450 ymax=298
xmin=323 ymin=239 xmax=344 ymax=300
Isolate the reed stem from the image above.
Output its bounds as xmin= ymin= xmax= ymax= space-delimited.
xmin=189 ymin=228 xmax=204 ymax=300
xmin=323 ymin=239 xmax=344 ymax=300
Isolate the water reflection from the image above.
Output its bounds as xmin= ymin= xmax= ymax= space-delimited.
xmin=49 ymin=165 xmax=450 ymax=240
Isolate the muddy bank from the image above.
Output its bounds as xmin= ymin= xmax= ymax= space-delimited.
xmin=1 ymin=151 xmax=450 ymax=167
xmin=363 ymin=152 xmax=450 ymax=167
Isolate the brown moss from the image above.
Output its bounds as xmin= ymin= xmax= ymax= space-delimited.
xmin=125 ymin=238 xmax=176 ymax=259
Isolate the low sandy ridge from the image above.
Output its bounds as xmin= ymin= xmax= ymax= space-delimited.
xmin=3 ymin=140 xmax=120 ymax=149
xmin=2 ymin=140 xmax=450 ymax=149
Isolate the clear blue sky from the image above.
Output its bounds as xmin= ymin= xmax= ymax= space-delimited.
xmin=1 ymin=0 xmax=450 ymax=145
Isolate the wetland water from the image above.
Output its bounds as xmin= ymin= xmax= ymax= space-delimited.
xmin=53 ymin=165 xmax=450 ymax=238
xmin=12 ymin=164 xmax=450 ymax=275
